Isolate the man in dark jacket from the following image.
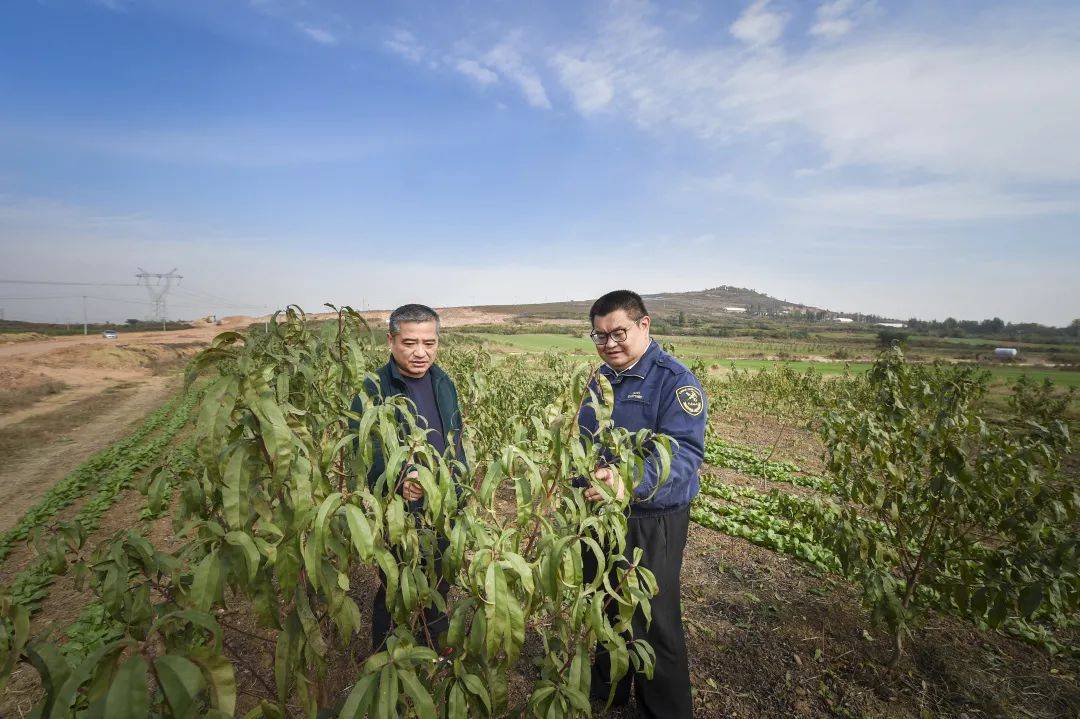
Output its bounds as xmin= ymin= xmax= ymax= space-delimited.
xmin=577 ymin=290 xmax=706 ymax=719
xmin=349 ymin=303 xmax=466 ymax=652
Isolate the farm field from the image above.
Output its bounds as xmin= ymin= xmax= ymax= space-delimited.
xmin=0 ymin=310 xmax=1076 ymax=718
xmin=458 ymin=331 xmax=1080 ymax=390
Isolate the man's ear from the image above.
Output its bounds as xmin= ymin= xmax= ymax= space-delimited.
xmin=639 ymin=315 xmax=651 ymax=333
xmin=386 ymin=332 xmax=394 ymax=347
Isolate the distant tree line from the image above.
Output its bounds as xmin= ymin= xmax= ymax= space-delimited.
xmin=905 ymin=317 xmax=1080 ymax=343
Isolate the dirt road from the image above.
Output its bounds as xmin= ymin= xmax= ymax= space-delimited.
xmin=0 ymin=318 xmax=258 ymax=535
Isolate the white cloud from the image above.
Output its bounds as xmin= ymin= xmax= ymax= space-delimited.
xmin=453 ymin=59 xmax=499 ymax=86
xmin=384 ymin=28 xmax=425 ymax=63
xmin=483 ymin=36 xmax=552 ymax=109
xmin=546 ymin=3 xmax=1080 ymax=222
xmin=809 ymin=0 xmax=868 ymax=40
xmin=550 ymin=54 xmax=615 ymax=114
xmin=297 ymin=24 xmax=337 ymax=46
xmin=788 ymin=181 xmax=1080 ymax=224
xmin=730 ymin=0 xmax=788 ymax=47
xmin=726 ymin=40 xmax=1080 ymax=182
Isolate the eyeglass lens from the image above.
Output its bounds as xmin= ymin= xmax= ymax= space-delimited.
xmin=590 ymin=328 xmax=628 ymax=345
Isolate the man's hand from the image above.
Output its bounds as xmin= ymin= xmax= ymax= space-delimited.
xmin=402 ymin=469 xmax=424 ymax=502
xmin=585 ymin=466 xmax=625 ymax=502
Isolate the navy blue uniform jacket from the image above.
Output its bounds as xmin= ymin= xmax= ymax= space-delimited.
xmin=577 ymin=340 xmax=706 ymax=514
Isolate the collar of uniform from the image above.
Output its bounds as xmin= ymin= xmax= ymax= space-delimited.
xmin=600 ymin=340 xmax=662 ymax=381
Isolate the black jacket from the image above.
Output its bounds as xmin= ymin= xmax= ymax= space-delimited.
xmin=349 ymin=360 xmax=467 ymax=491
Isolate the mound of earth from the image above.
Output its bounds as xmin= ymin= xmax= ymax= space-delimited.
xmin=37 ymin=344 xmax=162 ymax=371
xmin=0 ymin=333 xmax=49 ymax=345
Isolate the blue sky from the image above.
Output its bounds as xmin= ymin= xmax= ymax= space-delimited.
xmin=2 ymin=0 xmax=1078 ymax=325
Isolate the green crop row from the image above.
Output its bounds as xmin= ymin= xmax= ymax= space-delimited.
xmin=5 ymin=387 xmax=201 ymax=615
xmin=704 ymin=438 xmax=839 ymax=495
xmin=51 ymin=438 xmax=201 ymax=663
xmin=693 ymin=479 xmax=839 ymax=572
xmin=138 ymin=437 xmax=197 ymax=521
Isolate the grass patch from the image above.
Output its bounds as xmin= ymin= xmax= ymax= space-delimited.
xmin=0 ymin=379 xmax=69 ymax=415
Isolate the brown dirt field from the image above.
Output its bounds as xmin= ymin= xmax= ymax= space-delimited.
xmin=0 ymin=367 xmax=67 ymax=415
xmin=0 ymin=317 xmax=246 ymax=430
xmin=0 ymin=375 xmax=180 ymax=538
xmin=712 ymin=410 xmax=827 ymax=475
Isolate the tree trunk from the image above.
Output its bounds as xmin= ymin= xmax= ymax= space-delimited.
xmin=888 ymin=629 xmax=903 ymax=668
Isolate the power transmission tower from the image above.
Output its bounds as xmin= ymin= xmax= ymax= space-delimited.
xmin=135 ymin=268 xmax=183 ymax=330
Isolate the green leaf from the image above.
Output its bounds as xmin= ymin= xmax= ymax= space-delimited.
xmin=461 ymin=673 xmax=491 ymax=714
xmin=221 ymin=445 xmax=251 ymax=529
xmin=189 ymin=649 xmax=237 ymax=715
xmin=338 ymin=674 xmax=378 ymax=719
xmin=376 ymin=665 xmax=399 ymax=719
xmin=387 ymin=496 xmax=406 ymax=546
xmin=344 ymin=504 xmax=375 ymax=561
xmin=224 ymin=531 xmax=261 ymax=584
xmin=501 ymin=552 xmax=534 ymax=595
xmin=155 ymin=655 xmax=205 ymax=719
xmin=24 ymin=643 xmax=71 ymax=715
xmin=448 ymin=683 xmax=467 ymax=719
xmin=313 ymin=492 xmax=343 ymax=558
xmin=189 ymin=551 xmax=222 ymax=611
xmin=399 ymin=668 xmax=437 ymax=718
xmin=1019 ymin=582 xmax=1043 ymax=617
xmin=104 ymin=655 xmax=150 ymax=719
xmin=49 ymin=642 xmax=124 ymax=719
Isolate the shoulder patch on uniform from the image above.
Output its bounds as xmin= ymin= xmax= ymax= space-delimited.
xmin=675 ymin=385 xmax=704 ymax=416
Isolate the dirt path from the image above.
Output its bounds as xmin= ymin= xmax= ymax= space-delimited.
xmin=0 ymin=373 xmax=178 ymax=535
xmin=0 ymin=318 xmax=248 ymax=537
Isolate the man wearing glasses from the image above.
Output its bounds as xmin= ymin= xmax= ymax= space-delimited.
xmin=577 ymin=289 xmax=705 ymax=719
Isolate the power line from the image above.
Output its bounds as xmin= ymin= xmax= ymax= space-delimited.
xmin=0 ymin=295 xmax=84 ymax=300
xmin=0 ymin=279 xmax=141 ymax=287
xmin=136 ymin=268 xmax=183 ymax=329
xmin=172 ymin=287 xmax=267 ymax=309
xmin=0 ymin=294 xmax=262 ymax=310
xmin=0 ymin=279 xmax=267 ymax=310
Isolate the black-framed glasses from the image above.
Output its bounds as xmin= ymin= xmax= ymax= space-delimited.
xmin=589 ymin=324 xmax=635 ymax=346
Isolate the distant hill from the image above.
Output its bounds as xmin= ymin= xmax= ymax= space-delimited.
xmin=472 ymin=286 xmax=826 ymax=320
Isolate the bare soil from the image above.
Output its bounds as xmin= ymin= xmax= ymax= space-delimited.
xmin=0 ymin=367 xmax=67 ymax=415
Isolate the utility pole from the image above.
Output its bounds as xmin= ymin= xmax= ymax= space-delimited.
xmin=136 ymin=268 xmax=182 ymax=331
xmin=82 ymin=295 xmax=87 ymax=335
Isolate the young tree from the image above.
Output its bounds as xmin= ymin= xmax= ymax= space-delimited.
xmin=810 ymin=349 xmax=1077 ymax=664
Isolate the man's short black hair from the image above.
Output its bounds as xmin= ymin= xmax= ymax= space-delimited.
xmin=589 ymin=290 xmax=648 ymax=324
xmin=388 ymin=303 xmax=440 ymax=335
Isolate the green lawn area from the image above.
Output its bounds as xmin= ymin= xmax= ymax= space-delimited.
xmin=924 ymin=336 xmax=1067 ymax=350
xmin=715 ymin=360 xmax=1079 ymax=389
xmin=458 ymin=331 xmax=1080 ymax=389
xmin=461 ymin=332 xmax=595 ymax=353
